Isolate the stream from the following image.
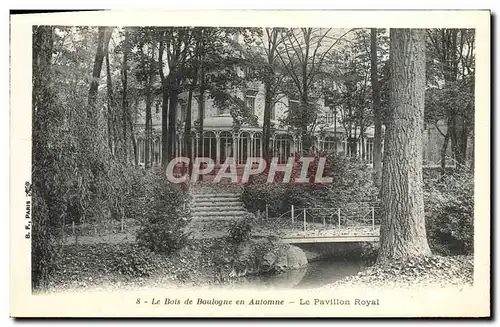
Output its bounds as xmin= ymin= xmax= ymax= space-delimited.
xmin=228 ymin=257 xmax=363 ymax=289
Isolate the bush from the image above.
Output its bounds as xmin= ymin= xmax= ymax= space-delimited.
xmin=134 ymin=170 xmax=191 ymax=255
xmin=323 ymin=154 xmax=379 ymax=205
xmin=241 ymin=181 xmax=288 ymax=217
xmin=424 ymin=168 xmax=474 ymax=255
xmin=228 ymin=216 xmax=255 ymax=244
xmin=241 ymin=153 xmax=379 ymax=218
xmin=108 ymin=244 xmax=160 ymax=278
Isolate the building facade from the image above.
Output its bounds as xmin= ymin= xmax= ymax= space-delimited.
xmin=133 ymin=80 xmax=377 ymax=167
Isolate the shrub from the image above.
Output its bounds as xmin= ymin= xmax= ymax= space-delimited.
xmin=31 ymin=187 xmax=58 ymax=289
xmin=424 ymin=168 xmax=474 ymax=255
xmin=241 ymin=180 xmax=288 ymax=217
xmin=108 ymin=244 xmax=160 ymax=278
xmin=323 ymin=154 xmax=379 ymax=205
xmin=227 ymin=216 xmax=255 ymax=244
xmin=134 ymin=170 xmax=191 ymax=255
xmin=241 ymin=153 xmax=379 ymax=218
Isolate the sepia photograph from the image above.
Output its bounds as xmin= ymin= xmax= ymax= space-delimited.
xmin=10 ymin=10 xmax=490 ymax=317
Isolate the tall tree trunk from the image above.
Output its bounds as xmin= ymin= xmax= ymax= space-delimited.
xmin=371 ymin=28 xmax=383 ymax=187
xmin=161 ymin=86 xmax=169 ymax=169
xmin=145 ymin=101 xmax=151 ymax=169
xmin=105 ymin=52 xmax=115 ymax=154
xmin=262 ymin=78 xmax=273 ymax=159
xmin=197 ymin=70 xmax=206 ymax=181
xmin=167 ymin=78 xmax=179 ymax=161
xmin=32 ymin=25 xmax=55 ymax=289
xmin=442 ymin=29 xmax=467 ymax=166
xmin=441 ymin=129 xmax=450 ymax=172
xmin=88 ymin=27 xmax=112 ymax=118
xmin=185 ymin=83 xmax=194 ymax=173
xmin=144 ymin=47 xmax=155 ymax=169
xmin=121 ymin=30 xmax=129 ymax=161
xmin=378 ymin=29 xmax=431 ymax=263
xmin=300 ymin=92 xmax=310 ymax=151
xmin=262 ymin=29 xmax=278 ymax=159
xmin=469 ymin=129 xmax=475 ymax=171
xmin=360 ymin=114 xmax=365 ymax=160
xmin=128 ymin=112 xmax=138 ymax=167
xmin=158 ymin=37 xmax=169 ymax=170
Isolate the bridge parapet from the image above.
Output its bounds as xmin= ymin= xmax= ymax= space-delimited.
xmin=252 ymin=203 xmax=381 ymax=243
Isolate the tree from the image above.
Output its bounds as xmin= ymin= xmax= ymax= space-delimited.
xmin=32 ymin=25 xmax=56 ymax=288
xmin=158 ymin=27 xmax=193 ymax=164
xmin=370 ymin=28 xmax=383 ymax=187
xmin=325 ymin=30 xmax=374 ymax=158
xmin=276 ymin=28 xmax=354 ymax=149
xmin=254 ymin=28 xmax=286 ymax=158
xmin=104 ymin=31 xmax=120 ymax=156
xmin=426 ymin=29 xmax=475 ymax=168
xmin=144 ymin=44 xmax=156 ymax=169
xmin=118 ymin=28 xmax=138 ymax=165
xmin=88 ymin=27 xmax=113 ymax=117
xmin=378 ymin=29 xmax=431 ymax=263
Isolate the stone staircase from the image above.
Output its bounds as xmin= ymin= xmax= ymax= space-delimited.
xmin=190 ymin=183 xmax=247 ymax=221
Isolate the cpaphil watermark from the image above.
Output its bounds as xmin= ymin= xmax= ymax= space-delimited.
xmin=165 ymin=156 xmax=333 ymax=184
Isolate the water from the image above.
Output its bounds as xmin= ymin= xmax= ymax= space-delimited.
xmin=231 ymin=257 xmax=363 ymax=289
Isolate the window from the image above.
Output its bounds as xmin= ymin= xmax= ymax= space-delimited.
xmin=325 ymin=112 xmax=335 ymax=124
xmin=178 ymin=103 xmax=186 ymax=122
xmin=245 ymin=96 xmax=256 ymax=114
xmin=253 ymin=133 xmax=262 ymax=158
xmin=153 ymin=139 xmax=160 ymax=165
xmin=239 ymin=132 xmax=250 ymax=164
xmin=366 ymin=139 xmax=374 ymax=164
xmin=219 ymin=131 xmax=233 ymax=164
xmin=138 ymin=139 xmax=145 ymax=165
xmin=323 ymin=136 xmax=337 ymax=153
xmin=245 ymin=90 xmax=258 ymax=115
xmin=203 ymin=131 xmax=217 ymax=161
xmin=274 ymin=134 xmax=292 ymax=164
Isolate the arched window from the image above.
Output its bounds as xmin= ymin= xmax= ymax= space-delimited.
xmin=253 ymin=132 xmax=262 ymax=158
xmin=239 ymin=132 xmax=250 ymax=164
xmin=219 ymin=131 xmax=233 ymax=164
xmin=323 ymin=136 xmax=337 ymax=153
xmin=274 ymin=134 xmax=292 ymax=164
xmin=366 ymin=138 xmax=374 ymax=164
xmin=138 ymin=138 xmax=145 ymax=165
xmin=203 ymin=131 xmax=217 ymax=161
xmin=153 ymin=138 xmax=160 ymax=165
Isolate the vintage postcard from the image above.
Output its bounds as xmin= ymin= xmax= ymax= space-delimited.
xmin=10 ymin=10 xmax=490 ymax=317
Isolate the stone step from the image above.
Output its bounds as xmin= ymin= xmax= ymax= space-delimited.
xmin=193 ymin=209 xmax=248 ymax=216
xmin=192 ymin=206 xmax=244 ymax=212
xmin=192 ymin=209 xmax=245 ymax=215
xmin=192 ymin=215 xmax=245 ymax=221
xmin=193 ymin=197 xmax=241 ymax=203
xmin=191 ymin=216 xmax=244 ymax=222
xmin=193 ymin=193 xmax=241 ymax=198
xmin=192 ymin=201 xmax=243 ymax=207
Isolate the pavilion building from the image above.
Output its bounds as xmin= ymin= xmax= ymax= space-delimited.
xmin=132 ymin=80 xmax=376 ymax=167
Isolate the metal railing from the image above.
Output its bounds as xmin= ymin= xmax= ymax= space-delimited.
xmin=268 ymin=203 xmax=381 ymax=232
